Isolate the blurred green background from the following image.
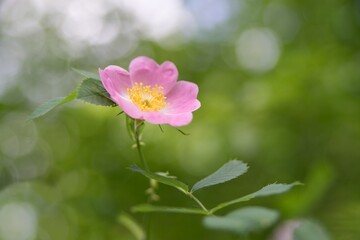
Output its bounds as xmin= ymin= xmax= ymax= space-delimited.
xmin=0 ymin=0 xmax=360 ymax=239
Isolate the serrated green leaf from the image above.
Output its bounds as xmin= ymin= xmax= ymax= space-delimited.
xmin=30 ymin=75 xmax=114 ymax=120
xmin=76 ymin=78 xmax=116 ymax=106
xmin=118 ymin=212 xmax=145 ymax=240
xmin=211 ymin=182 xmax=301 ymax=213
xmin=29 ymin=90 xmax=77 ymax=119
xmin=204 ymin=207 xmax=279 ymax=235
xmin=132 ymin=204 xmax=207 ymax=215
xmin=250 ymin=182 xmax=302 ymax=197
xmin=294 ymin=220 xmax=331 ymax=240
xmin=191 ymin=160 xmax=248 ymax=192
xmin=129 ymin=166 xmax=189 ymax=193
xmin=72 ymin=68 xmax=101 ymax=81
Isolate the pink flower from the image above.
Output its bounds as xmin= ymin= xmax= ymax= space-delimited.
xmin=99 ymin=56 xmax=201 ymax=127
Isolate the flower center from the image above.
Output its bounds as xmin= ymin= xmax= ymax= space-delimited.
xmin=127 ymin=82 xmax=167 ymax=112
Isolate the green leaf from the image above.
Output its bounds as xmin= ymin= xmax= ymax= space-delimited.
xmin=118 ymin=212 xmax=145 ymax=240
xmin=129 ymin=166 xmax=189 ymax=193
xmin=247 ymin=182 xmax=303 ymax=198
xmin=191 ymin=160 xmax=248 ymax=192
xmin=72 ymin=68 xmax=101 ymax=81
xmin=294 ymin=220 xmax=331 ymax=240
xmin=204 ymin=207 xmax=279 ymax=235
xmin=132 ymin=204 xmax=207 ymax=215
xmin=29 ymin=90 xmax=77 ymax=119
xmin=211 ymin=182 xmax=302 ymax=213
xmin=30 ymin=74 xmax=114 ymax=120
xmin=76 ymin=78 xmax=116 ymax=106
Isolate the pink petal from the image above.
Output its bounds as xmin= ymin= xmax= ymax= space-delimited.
xmin=129 ymin=56 xmax=177 ymax=94
xmin=157 ymin=61 xmax=178 ymax=94
xmin=101 ymin=65 xmax=131 ymax=97
xmin=165 ymin=81 xmax=201 ymax=114
xmin=99 ymin=68 xmax=114 ymax=96
xmin=99 ymin=66 xmax=143 ymax=119
xmin=143 ymin=112 xmax=193 ymax=127
xmin=110 ymin=94 xmax=143 ymax=119
xmin=129 ymin=56 xmax=158 ymax=85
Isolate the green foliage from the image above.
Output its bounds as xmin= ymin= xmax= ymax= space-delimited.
xmin=28 ymin=65 xmax=302 ymax=238
xmin=294 ymin=220 xmax=331 ymax=240
xmin=6 ymin=0 xmax=357 ymax=237
xmin=29 ymin=91 xmax=77 ymax=119
xmin=118 ymin=213 xmax=145 ymax=240
xmin=203 ymin=207 xmax=279 ymax=235
xmin=211 ymin=182 xmax=302 ymax=213
xmin=129 ymin=166 xmax=189 ymax=193
xmin=76 ymin=78 xmax=115 ymax=106
xmin=248 ymin=182 xmax=303 ymax=198
xmin=191 ymin=160 xmax=248 ymax=192
xmin=130 ymin=160 xmax=299 ymax=217
xmin=129 ymin=160 xmax=298 ymax=237
xmin=132 ymin=204 xmax=207 ymax=215
xmin=30 ymin=73 xmax=116 ymax=120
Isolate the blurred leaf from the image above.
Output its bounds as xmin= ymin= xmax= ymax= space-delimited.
xmin=118 ymin=212 xmax=145 ymax=240
xmin=29 ymin=90 xmax=77 ymax=119
xmin=204 ymin=207 xmax=279 ymax=235
xmin=132 ymin=204 xmax=207 ymax=215
xmin=211 ymin=182 xmax=302 ymax=213
xmin=129 ymin=166 xmax=189 ymax=193
xmin=294 ymin=220 xmax=331 ymax=240
xmin=191 ymin=160 xmax=248 ymax=192
xmin=76 ymin=78 xmax=116 ymax=106
xmin=280 ymin=162 xmax=334 ymax=215
xmin=72 ymin=68 xmax=101 ymax=81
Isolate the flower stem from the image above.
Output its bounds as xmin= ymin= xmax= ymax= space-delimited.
xmin=134 ymin=120 xmax=149 ymax=171
xmin=132 ymin=120 xmax=152 ymax=240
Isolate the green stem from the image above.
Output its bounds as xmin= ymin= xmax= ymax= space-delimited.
xmin=131 ymin=119 xmax=151 ymax=240
xmin=142 ymin=214 xmax=151 ymax=240
xmin=209 ymin=195 xmax=253 ymax=215
xmin=187 ymin=192 xmax=209 ymax=213
xmin=134 ymin=121 xmax=149 ymax=171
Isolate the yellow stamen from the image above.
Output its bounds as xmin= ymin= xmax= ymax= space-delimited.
xmin=127 ymin=82 xmax=167 ymax=112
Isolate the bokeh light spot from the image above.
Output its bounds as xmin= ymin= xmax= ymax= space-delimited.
xmin=0 ymin=202 xmax=38 ymax=240
xmin=236 ymin=28 xmax=281 ymax=73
